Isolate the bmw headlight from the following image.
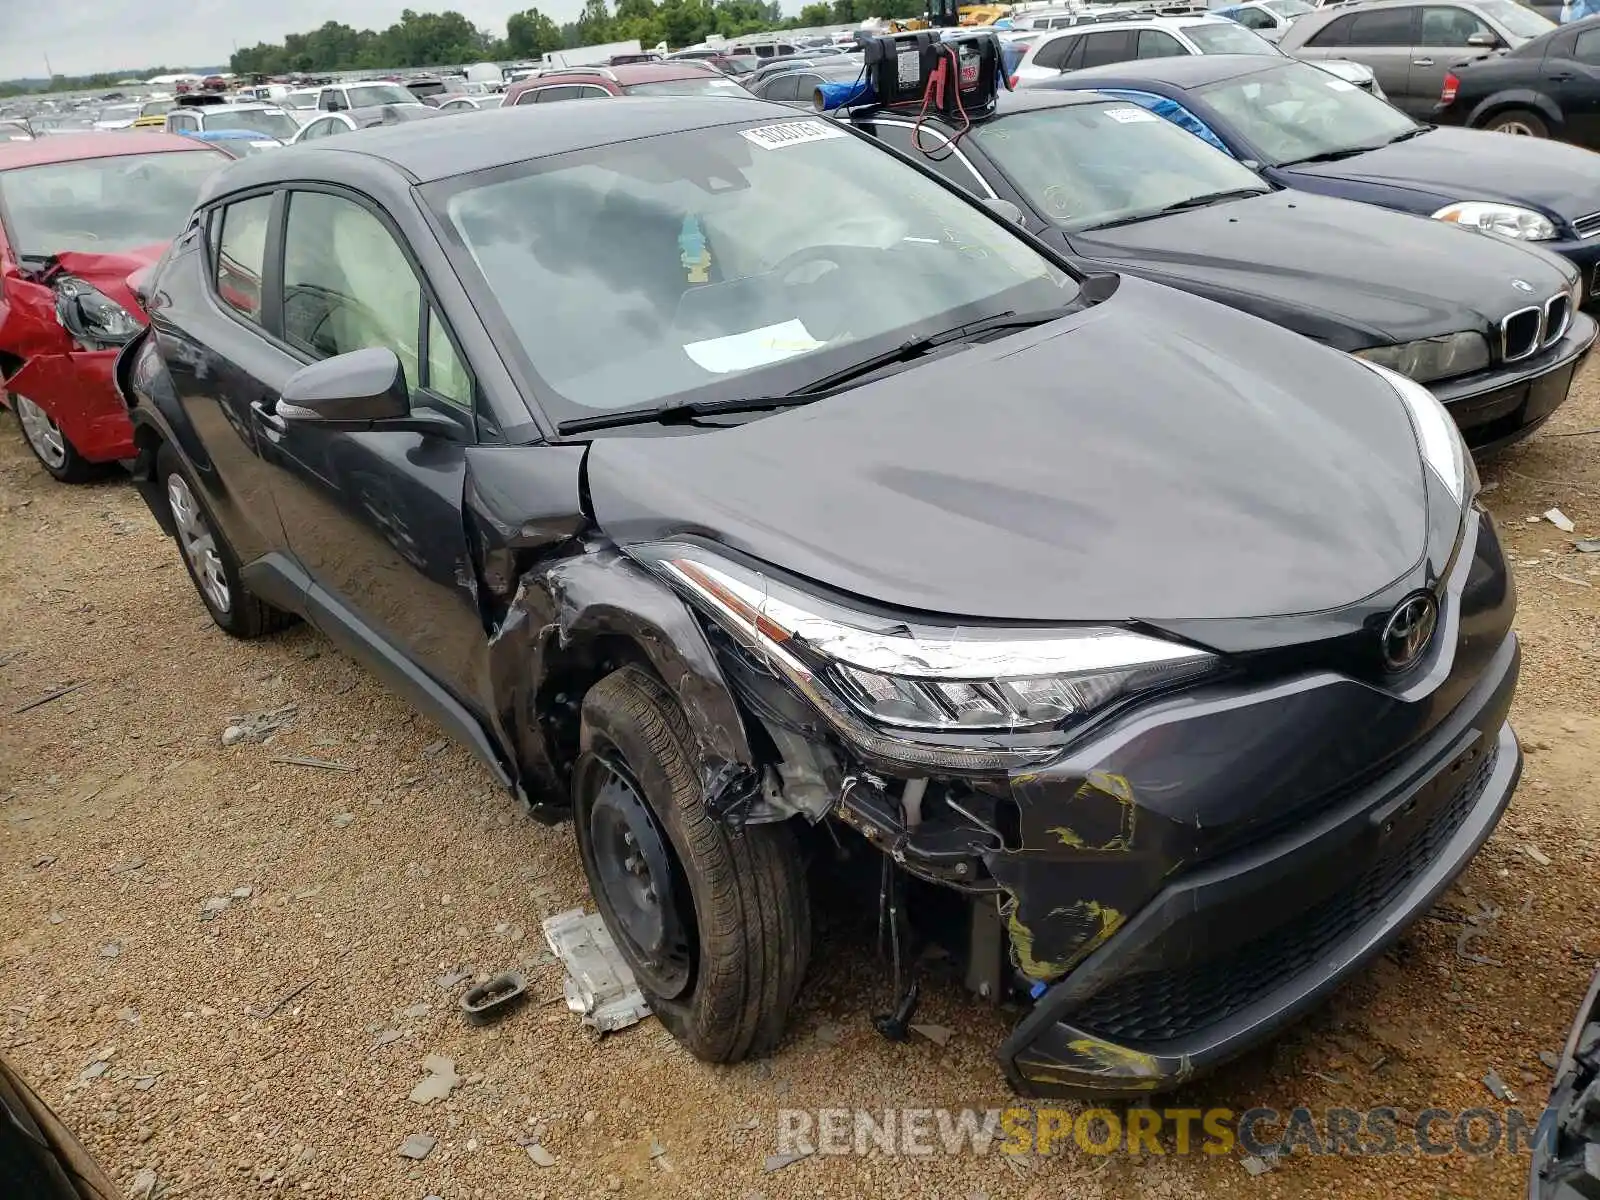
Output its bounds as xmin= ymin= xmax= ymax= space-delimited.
xmin=1353 ymin=358 xmax=1475 ymax=505
xmin=1432 ymin=201 xmax=1557 ymax=241
xmin=1354 ymin=331 xmax=1489 ymax=384
xmin=642 ymin=548 xmax=1219 ymax=773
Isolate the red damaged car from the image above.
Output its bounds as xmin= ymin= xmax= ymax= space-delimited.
xmin=0 ymin=132 xmax=224 ymax=481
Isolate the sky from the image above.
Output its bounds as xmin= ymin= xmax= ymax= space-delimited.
xmin=0 ymin=0 xmax=581 ymax=80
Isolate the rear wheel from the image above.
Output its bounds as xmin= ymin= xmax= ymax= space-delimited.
xmin=156 ymin=442 xmax=293 ymax=639
xmin=573 ymin=666 xmax=811 ymax=1061
xmin=1482 ymin=109 xmax=1548 ymax=138
xmin=12 ymin=394 xmax=108 ymax=483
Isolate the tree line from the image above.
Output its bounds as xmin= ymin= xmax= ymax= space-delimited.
xmin=228 ymin=1 xmax=927 ymax=76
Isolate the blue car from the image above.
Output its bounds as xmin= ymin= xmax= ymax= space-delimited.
xmin=181 ymin=128 xmax=285 ymax=158
xmin=1032 ymin=54 xmax=1600 ymax=299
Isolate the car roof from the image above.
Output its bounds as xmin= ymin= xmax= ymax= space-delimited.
xmin=0 ymin=130 xmax=212 ymax=169
xmin=1037 ymin=11 xmax=1231 ymax=33
xmin=201 ymin=102 xmax=290 ymax=113
xmin=861 ymin=87 xmax=1117 ymax=124
xmin=194 ymin=128 xmax=278 ymax=139
xmin=203 ymin=95 xmax=794 ymax=194
xmin=1059 ymin=51 xmax=1288 ymax=87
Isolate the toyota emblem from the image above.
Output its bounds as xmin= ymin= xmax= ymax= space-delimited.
xmin=1380 ymin=594 xmax=1438 ymax=673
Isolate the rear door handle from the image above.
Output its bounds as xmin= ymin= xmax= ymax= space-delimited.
xmin=1547 ymin=71 xmax=1574 ymax=81
xmin=1412 ymin=57 xmax=1434 ymax=66
xmin=250 ymin=400 xmax=286 ymax=434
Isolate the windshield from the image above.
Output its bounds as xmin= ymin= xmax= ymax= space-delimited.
xmin=431 ymin=119 xmax=1076 ymax=420
xmin=97 ymin=105 xmax=141 ymax=123
xmin=624 ymin=77 xmax=752 ymax=96
xmin=282 ymin=91 xmax=319 ymax=109
xmin=1182 ymin=21 xmax=1278 ymax=51
xmin=213 ymin=109 xmax=299 ymax=139
xmin=1477 ymin=0 xmax=1555 ymax=37
xmin=1199 ymin=61 xmax=1416 ymax=163
xmin=974 ymin=102 xmax=1267 ymax=231
xmin=222 ymin=138 xmax=283 ymax=156
xmin=0 ymin=151 xmax=220 ymax=256
xmin=1263 ymin=0 xmax=1314 ymax=13
xmin=347 ymin=84 xmax=420 ymax=108
xmin=140 ymin=99 xmax=176 ymax=117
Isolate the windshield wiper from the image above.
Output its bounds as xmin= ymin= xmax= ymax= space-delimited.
xmin=1090 ymin=187 xmax=1270 ymax=229
xmin=1385 ymin=125 xmax=1433 ymax=144
xmin=1279 ymin=144 xmax=1382 ymax=166
xmin=555 ymin=308 xmax=1071 ymax=436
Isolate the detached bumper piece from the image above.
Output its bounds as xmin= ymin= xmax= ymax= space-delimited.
xmin=1530 ymin=964 xmax=1600 ymax=1200
xmin=999 ymin=635 xmax=1521 ymax=1098
xmin=1433 ymin=313 xmax=1596 ymax=454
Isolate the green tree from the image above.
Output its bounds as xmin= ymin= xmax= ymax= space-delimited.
xmin=574 ymin=0 xmax=615 ymax=44
xmin=506 ymin=7 xmax=564 ymax=57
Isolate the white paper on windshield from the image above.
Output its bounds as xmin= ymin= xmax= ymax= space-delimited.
xmin=740 ymin=120 xmax=847 ymax=151
xmin=1104 ymin=107 xmax=1157 ymax=123
xmin=250 ymin=141 xmax=280 ymax=149
xmin=1325 ymin=78 xmax=1357 ymax=90
xmin=683 ymin=320 xmax=824 ymax=373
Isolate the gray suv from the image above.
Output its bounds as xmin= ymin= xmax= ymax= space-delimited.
xmin=1279 ymin=0 xmax=1556 ymax=114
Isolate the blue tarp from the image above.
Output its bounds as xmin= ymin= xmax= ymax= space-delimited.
xmin=1093 ymin=88 xmax=1234 ymax=155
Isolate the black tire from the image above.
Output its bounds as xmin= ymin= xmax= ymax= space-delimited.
xmin=574 ymin=666 xmax=811 ymax=1061
xmin=156 ymin=441 xmax=293 ymax=639
xmin=1481 ymin=108 xmax=1549 ymax=138
xmin=9 ymin=393 xmax=110 ymax=484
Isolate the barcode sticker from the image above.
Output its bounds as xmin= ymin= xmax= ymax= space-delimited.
xmin=740 ymin=120 xmax=848 ymax=151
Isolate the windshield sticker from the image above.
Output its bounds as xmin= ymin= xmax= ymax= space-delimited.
xmin=1104 ymin=107 xmax=1157 ymax=124
xmin=740 ymin=120 xmax=847 ymax=151
xmin=683 ymin=320 xmax=825 ymax=373
xmin=1325 ymin=78 xmax=1357 ymax=90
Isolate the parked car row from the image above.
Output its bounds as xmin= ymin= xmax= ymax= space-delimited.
xmin=0 ymin=33 xmax=1594 ymax=1107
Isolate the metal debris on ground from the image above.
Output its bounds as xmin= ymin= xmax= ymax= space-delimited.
xmin=1552 ymin=573 xmax=1593 ymax=588
xmin=407 ymin=1053 xmax=461 ymax=1105
xmin=371 ymin=1028 xmax=405 ymax=1049
xmin=435 ymin=968 xmax=472 ymax=990
xmin=397 ymin=1133 xmax=437 ymax=1160
xmin=129 ymin=1168 xmax=158 ymax=1199
xmin=763 ymin=1149 xmax=813 ymax=1173
xmin=910 ymin=1023 xmax=954 ymax=1047
xmin=1523 ymin=844 xmax=1553 ymax=867
xmin=269 ymin=754 xmax=358 ymax=773
xmin=247 ymin=979 xmax=315 ymax=1019
xmin=221 ymin=703 xmax=297 ymax=746
xmin=1540 ymin=1050 xmax=1561 ymax=1070
xmin=1241 ymin=1154 xmax=1275 ymax=1176
xmin=1544 ymin=508 xmax=1577 ymax=533
xmin=460 ymin=971 xmax=528 ymax=1025
xmin=1483 ymin=1068 xmax=1517 ymax=1102
xmin=1575 ymin=538 xmax=1600 ymax=554
xmin=14 ymin=680 xmax=91 ymax=714
xmin=542 ymin=908 xmax=650 ymax=1034
xmin=528 ymin=1143 xmax=557 ymax=1168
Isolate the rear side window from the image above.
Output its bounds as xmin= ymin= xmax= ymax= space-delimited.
xmin=534 ymin=85 xmax=584 ymax=103
xmin=1346 ymin=7 xmax=1416 ymax=45
xmin=1080 ymin=29 xmax=1136 ymax=67
xmin=1578 ymin=27 xmax=1600 ymax=63
xmin=1306 ymin=13 xmax=1355 ymax=44
xmin=1419 ymin=6 xmax=1491 ymax=44
xmin=212 ymin=194 xmax=273 ymax=325
xmin=1137 ymin=30 xmax=1187 ymax=57
xmin=1031 ymin=33 xmax=1080 ymax=70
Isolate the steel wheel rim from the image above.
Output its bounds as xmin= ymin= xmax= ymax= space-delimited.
xmin=585 ymin=759 xmax=694 ymax=998
xmin=14 ymin=395 xmax=67 ymax=470
xmin=165 ymin=473 xmax=231 ymax=614
xmin=1493 ymin=120 xmax=1536 ymax=136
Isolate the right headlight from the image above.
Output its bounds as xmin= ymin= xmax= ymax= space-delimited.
xmin=1352 ymin=357 xmax=1474 ymax=505
xmin=640 ymin=546 xmax=1220 ymax=774
xmin=1354 ymin=331 xmax=1489 ymax=384
xmin=1432 ymin=201 xmax=1557 ymax=242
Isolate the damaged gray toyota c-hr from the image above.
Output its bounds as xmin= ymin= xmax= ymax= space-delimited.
xmin=118 ymin=94 xmax=1521 ymax=1097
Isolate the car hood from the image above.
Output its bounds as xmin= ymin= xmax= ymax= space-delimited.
xmin=48 ymin=244 xmax=165 ymax=318
xmin=585 ymin=278 xmax=1428 ymax=623
xmin=1284 ymin=126 xmax=1600 ymax=224
xmin=1070 ymin=189 xmax=1571 ymax=347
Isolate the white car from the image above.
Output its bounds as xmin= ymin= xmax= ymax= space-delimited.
xmin=1210 ymin=0 xmax=1316 ymax=41
xmin=288 ymin=104 xmax=442 ymax=144
xmin=164 ymin=103 xmax=301 ymax=141
xmin=1011 ymin=13 xmax=1383 ymax=95
xmin=436 ymin=96 xmax=502 ymax=113
xmin=306 ymin=82 xmax=428 ymax=113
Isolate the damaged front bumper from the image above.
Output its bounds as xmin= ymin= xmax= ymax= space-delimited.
xmin=3 ymin=349 xmax=134 ymax=463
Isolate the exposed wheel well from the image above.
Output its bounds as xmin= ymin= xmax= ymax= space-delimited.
xmin=535 ymin=631 xmax=663 ymax=784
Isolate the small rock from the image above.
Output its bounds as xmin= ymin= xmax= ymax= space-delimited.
xmin=435 ymin=969 xmax=470 ymax=990
xmin=909 ymin=1023 xmax=955 ymax=1047
xmin=402 ymin=1002 xmax=431 ymax=1019
xmin=1241 ymin=1155 xmax=1274 ymax=1176
xmin=47 ymin=912 xmax=63 ymax=925
xmin=649 ymin=1138 xmax=666 ymax=1158
xmin=199 ymin=897 xmax=231 ymax=921
xmin=77 ymin=1061 xmax=109 ymax=1084
xmin=136 ymin=1125 xmax=153 ymax=1143
xmin=33 ymin=854 xmax=56 ymax=869
xmin=99 ymin=942 xmax=121 ymax=959
xmin=221 ymin=726 xmax=249 ymax=747
xmin=812 ymin=1023 xmax=842 ymax=1046
xmin=398 ymin=1134 xmax=437 ymax=1161
xmin=408 ymin=1054 xmax=461 ymax=1105
xmin=528 ymin=1144 xmax=557 ymax=1168
xmin=423 ymin=740 xmax=447 ymax=757
xmin=230 ymin=886 xmax=254 ymax=899
xmin=112 ymin=856 xmax=145 ymax=874
xmin=1522 ymin=844 xmax=1552 ymax=867
xmin=134 ymin=1077 xmax=158 ymax=1091
xmin=372 ymin=1029 xmax=405 ymax=1049
xmin=118 ymin=1008 xmax=139 ymax=1025
xmin=129 ymin=1168 xmax=158 ymax=1199
xmin=1540 ymin=1050 xmax=1561 ymax=1070
xmin=583 ymin=1110 xmax=598 ymax=1125
xmin=1545 ymin=508 xmax=1577 ymax=533
xmin=606 ymin=1176 xmax=622 ymax=1193
xmin=329 ymin=813 xmax=354 ymax=828
xmin=763 ymin=1149 xmax=812 ymax=1173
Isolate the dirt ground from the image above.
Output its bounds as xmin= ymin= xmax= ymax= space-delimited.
xmin=2 ymin=365 xmax=1599 ymax=1200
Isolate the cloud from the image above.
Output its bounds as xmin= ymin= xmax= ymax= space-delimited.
xmin=0 ymin=1 xmax=582 ymax=80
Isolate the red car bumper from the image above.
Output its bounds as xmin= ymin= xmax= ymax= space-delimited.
xmin=3 ymin=350 xmax=134 ymax=462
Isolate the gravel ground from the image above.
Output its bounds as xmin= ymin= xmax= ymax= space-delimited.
xmin=3 ymin=363 xmax=1599 ymax=1200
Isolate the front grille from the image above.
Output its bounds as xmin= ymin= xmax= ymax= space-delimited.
xmin=1069 ymin=744 xmax=1498 ymax=1046
xmin=1502 ymin=306 xmax=1542 ymax=361
xmin=1574 ymin=210 xmax=1600 ymax=239
xmin=1545 ymin=293 xmax=1572 ymax=347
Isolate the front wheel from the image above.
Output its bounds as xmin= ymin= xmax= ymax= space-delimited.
xmin=1482 ymin=109 xmax=1549 ymax=138
xmin=12 ymin=394 xmax=109 ymax=483
xmin=573 ymin=666 xmax=811 ymax=1061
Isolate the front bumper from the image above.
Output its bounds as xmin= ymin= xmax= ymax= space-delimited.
xmin=993 ymin=507 xmax=1521 ymax=1098
xmin=3 ymin=349 xmax=135 ymax=462
xmin=1432 ymin=313 xmax=1596 ymax=454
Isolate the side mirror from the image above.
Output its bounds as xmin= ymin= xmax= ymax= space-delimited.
xmin=279 ymin=347 xmax=410 ymax=424
xmin=1466 ymin=30 xmax=1498 ymax=47
xmin=983 ymin=197 xmax=1028 ymax=228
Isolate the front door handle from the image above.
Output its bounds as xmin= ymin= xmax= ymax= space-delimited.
xmin=1412 ymin=57 xmax=1434 ymax=66
xmin=1547 ymin=71 xmax=1574 ymax=81
xmin=250 ymin=400 xmax=286 ymax=434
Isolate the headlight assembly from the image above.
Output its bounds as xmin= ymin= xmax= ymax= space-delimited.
xmin=1355 ymin=331 xmax=1489 ymax=384
xmin=641 ymin=547 xmax=1219 ymax=773
xmin=1431 ymin=201 xmax=1557 ymax=241
xmin=1353 ymin=357 xmax=1475 ymax=505
xmin=53 ymin=275 xmax=143 ymax=350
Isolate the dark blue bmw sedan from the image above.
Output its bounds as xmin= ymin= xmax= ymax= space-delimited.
xmin=1029 ymin=55 xmax=1600 ymax=301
